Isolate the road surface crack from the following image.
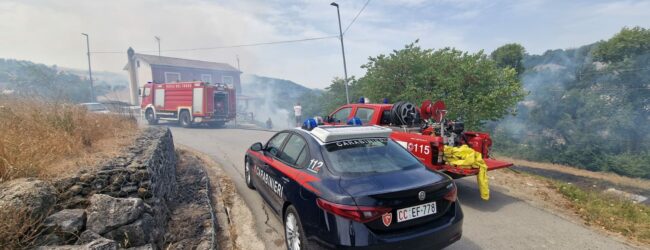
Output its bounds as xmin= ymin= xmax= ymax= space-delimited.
xmin=262 ymin=204 xmax=281 ymax=236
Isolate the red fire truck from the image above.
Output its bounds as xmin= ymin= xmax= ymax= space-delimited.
xmin=140 ymin=81 xmax=236 ymax=128
xmin=325 ymin=100 xmax=512 ymax=178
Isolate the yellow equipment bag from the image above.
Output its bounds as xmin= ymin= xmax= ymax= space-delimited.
xmin=443 ymin=145 xmax=490 ymax=200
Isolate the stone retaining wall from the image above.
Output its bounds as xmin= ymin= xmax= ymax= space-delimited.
xmin=41 ymin=127 xmax=177 ymax=249
xmin=54 ymin=127 xmax=176 ymax=209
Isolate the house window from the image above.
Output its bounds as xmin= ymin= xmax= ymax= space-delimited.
xmin=222 ymin=76 xmax=234 ymax=86
xmin=164 ymin=72 xmax=181 ymax=82
xmin=201 ymin=74 xmax=212 ymax=83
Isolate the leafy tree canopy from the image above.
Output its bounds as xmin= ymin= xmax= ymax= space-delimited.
xmin=491 ymin=43 xmax=526 ymax=76
xmin=593 ymin=26 xmax=650 ymax=63
xmin=358 ymin=41 xmax=526 ymax=129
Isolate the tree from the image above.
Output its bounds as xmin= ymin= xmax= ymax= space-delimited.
xmin=593 ymin=26 xmax=650 ymax=63
xmin=490 ymin=43 xmax=526 ymax=76
xmin=359 ymin=41 xmax=526 ymax=129
xmin=320 ymin=76 xmax=363 ymax=113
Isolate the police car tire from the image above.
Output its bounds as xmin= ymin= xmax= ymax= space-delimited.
xmin=245 ymin=159 xmax=255 ymax=189
xmin=284 ymin=206 xmax=310 ymax=250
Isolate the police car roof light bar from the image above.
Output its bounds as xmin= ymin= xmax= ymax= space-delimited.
xmin=309 ymin=125 xmax=392 ymax=143
xmin=302 ymin=118 xmax=318 ymax=131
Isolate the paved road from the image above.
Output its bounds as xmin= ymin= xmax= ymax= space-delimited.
xmin=170 ymin=126 xmax=635 ymax=250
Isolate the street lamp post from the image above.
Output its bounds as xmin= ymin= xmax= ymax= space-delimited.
xmin=331 ymin=2 xmax=350 ymax=104
xmin=81 ymin=33 xmax=95 ymax=102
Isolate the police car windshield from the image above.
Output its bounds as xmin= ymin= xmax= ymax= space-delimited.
xmin=323 ymin=138 xmax=421 ymax=174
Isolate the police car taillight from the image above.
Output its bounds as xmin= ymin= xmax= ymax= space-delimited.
xmin=316 ymin=198 xmax=391 ymax=223
xmin=443 ymin=183 xmax=458 ymax=202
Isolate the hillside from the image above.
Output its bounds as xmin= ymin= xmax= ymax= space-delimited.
xmin=60 ymin=67 xmax=129 ymax=87
xmin=488 ymin=27 xmax=650 ymax=179
xmin=0 ymin=58 xmax=128 ymax=102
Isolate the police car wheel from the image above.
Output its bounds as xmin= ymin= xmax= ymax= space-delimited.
xmin=284 ymin=206 xmax=308 ymax=250
xmin=245 ymin=160 xmax=255 ymax=189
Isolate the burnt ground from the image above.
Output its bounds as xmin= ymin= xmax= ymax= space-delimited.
xmin=164 ymin=150 xmax=215 ymax=249
xmin=511 ymin=166 xmax=650 ymax=204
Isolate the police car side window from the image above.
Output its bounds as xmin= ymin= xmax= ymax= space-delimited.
xmin=266 ymin=132 xmax=289 ymax=157
xmin=295 ymin=147 xmax=308 ymax=168
xmin=278 ymin=134 xmax=307 ymax=167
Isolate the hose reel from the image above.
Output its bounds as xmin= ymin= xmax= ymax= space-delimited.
xmin=390 ymin=101 xmax=419 ymax=126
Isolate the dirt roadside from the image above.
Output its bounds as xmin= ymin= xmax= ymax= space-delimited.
xmin=488 ymin=162 xmax=648 ymax=249
xmin=176 ymin=145 xmax=265 ymax=250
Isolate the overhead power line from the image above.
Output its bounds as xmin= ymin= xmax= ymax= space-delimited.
xmin=90 ymin=2 xmax=371 ymax=55
xmin=90 ymin=35 xmax=339 ymax=54
xmin=343 ymin=0 xmax=371 ymax=35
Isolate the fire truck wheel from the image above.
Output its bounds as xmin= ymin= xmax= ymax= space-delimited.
xmin=179 ymin=110 xmax=192 ymax=128
xmin=145 ymin=109 xmax=158 ymax=125
xmin=209 ymin=121 xmax=225 ymax=128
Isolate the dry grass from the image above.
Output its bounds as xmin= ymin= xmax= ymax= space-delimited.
xmin=555 ymin=182 xmax=650 ymax=245
xmin=0 ymin=207 xmax=49 ymax=249
xmin=0 ymin=97 xmax=137 ymax=182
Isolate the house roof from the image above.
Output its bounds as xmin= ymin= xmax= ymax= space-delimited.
xmin=124 ymin=53 xmax=240 ymax=72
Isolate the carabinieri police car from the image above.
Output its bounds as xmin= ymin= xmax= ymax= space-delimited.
xmin=244 ymin=124 xmax=463 ymax=250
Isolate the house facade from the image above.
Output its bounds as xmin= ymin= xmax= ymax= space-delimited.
xmin=124 ymin=48 xmax=241 ymax=104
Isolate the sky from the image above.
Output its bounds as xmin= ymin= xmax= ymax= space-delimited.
xmin=0 ymin=0 xmax=648 ymax=88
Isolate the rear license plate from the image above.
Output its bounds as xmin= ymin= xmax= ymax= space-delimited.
xmin=396 ymin=202 xmax=437 ymax=222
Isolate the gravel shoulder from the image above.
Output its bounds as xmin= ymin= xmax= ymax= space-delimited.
xmin=176 ymin=145 xmax=265 ymax=250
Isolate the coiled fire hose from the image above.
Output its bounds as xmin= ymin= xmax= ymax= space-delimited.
xmin=444 ymin=145 xmax=490 ymax=200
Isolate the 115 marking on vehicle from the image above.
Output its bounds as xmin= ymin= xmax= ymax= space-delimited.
xmin=408 ymin=143 xmax=430 ymax=155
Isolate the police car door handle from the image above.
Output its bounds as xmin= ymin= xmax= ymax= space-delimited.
xmin=281 ymin=177 xmax=290 ymax=183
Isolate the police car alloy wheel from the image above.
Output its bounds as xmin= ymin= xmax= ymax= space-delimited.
xmin=245 ymin=160 xmax=254 ymax=189
xmin=285 ymin=206 xmax=305 ymax=250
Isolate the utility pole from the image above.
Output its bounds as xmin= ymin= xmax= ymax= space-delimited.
xmin=236 ymin=55 xmax=240 ymax=71
xmin=155 ymin=36 xmax=161 ymax=56
xmin=81 ymin=33 xmax=95 ymax=102
xmin=331 ymin=2 xmax=350 ymax=104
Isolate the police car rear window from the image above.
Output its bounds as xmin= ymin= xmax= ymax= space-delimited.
xmin=323 ymin=138 xmax=421 ymax=174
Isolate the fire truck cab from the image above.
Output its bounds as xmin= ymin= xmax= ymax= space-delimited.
xmin=140 ymin=81 xmax=236 ymax=128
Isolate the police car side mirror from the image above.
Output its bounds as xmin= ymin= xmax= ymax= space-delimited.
xmin=250 ymin=142 xmax=263 ymax=152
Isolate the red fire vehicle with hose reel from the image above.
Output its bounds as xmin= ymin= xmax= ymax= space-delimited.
xmin=324 ymin=99 xmax=512 ymax=178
